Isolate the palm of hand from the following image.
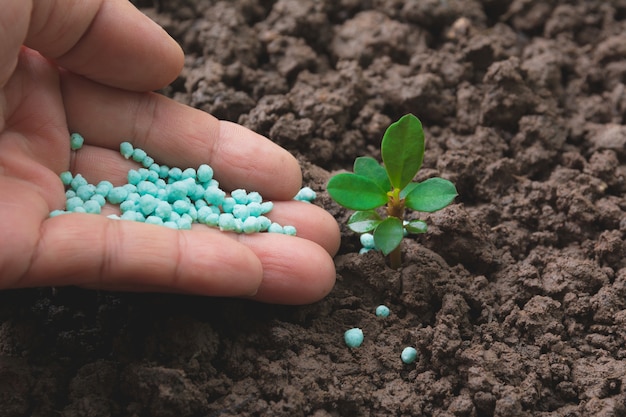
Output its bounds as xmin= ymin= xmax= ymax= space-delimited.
xmin=1 ymin=49 xmax=71 ymax=285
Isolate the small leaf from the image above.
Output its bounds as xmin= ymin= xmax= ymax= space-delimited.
xmin=373 ymin=216 xmax=404 ymax=256
xmin=327 ymin=173 xmax=388 ymax=210
xmin=399 ymin=182 xmax=419 ymax=199
xmin=405 ymin=219 xmax=428 ymax=234
xmin=348 ymin=210 xmax=383 ymax=233
xmin=354 ymin=156 xmax=391 ymax=192
xmin=405 ymin=177 xmax=458 ymax=212
xmin=381 ymin=114 xmax=425 ymax=190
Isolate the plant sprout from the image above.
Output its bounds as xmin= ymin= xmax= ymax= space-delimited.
xmin=327 ymin=114 xmax=457 ymax=269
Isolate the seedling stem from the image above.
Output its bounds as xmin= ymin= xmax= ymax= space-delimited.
xmin=386 ymin=190 xmax=404 ymax=268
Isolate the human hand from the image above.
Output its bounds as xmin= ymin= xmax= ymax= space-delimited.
xmin=0 ymin=0 xmax=340 ymax=304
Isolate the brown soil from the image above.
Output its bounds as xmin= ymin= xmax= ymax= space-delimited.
xmin=2 ymin=0 xmax=626 ymax=416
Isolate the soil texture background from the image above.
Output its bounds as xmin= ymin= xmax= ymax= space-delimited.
xmin=2 ymin=0 xmax=626 ymax=416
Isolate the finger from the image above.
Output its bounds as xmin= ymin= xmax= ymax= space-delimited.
xmin=22 ymin=213 xmax=264 ymax=298
xmin=265 ymin=201 xmax=341 ymax=256
xmin=23 ymin=213 xmax=336 ymax=304
xmin=235 ymin=233 xmax=337 ymax=304
xmin=79 ymin=233 xmax=337 ymax=304
xmin=24 ymin=0 xmax=183 ymax=91
xmin=0 ymin=1 xmax=31 ymax=88
xmin=61 ymin=73 xmax=302 ymax=200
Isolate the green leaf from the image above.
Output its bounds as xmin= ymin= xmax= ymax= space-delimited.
xmin=404 ymin=177 xmax=458 ymax=212
xmin=405 ymin=219 xmax=428 ymax=234
xmin=373 ymin=217 xmax=404 ymax=255
xmin=399 ymin=182 xmax=419 ymax=199
xmin=354 ymin=156 xmax=391 ymax=192
xmin=327 ymin=173 xmax=388 ymax=210
xmin=348 ymin=210 xmax=383 ymax=233
xmin=381 ymin=114 xmax=424 ymax=190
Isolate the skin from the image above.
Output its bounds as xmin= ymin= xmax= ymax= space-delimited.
xmin=0 ymin=0 xmax=340 ymax=304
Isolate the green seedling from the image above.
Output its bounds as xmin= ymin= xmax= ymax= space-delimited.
xmin=327 ymin=114 xmax=457 ymax=269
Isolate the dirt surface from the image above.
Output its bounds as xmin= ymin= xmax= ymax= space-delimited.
xmin=2 ymin=0 xmax=626 ymax=416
